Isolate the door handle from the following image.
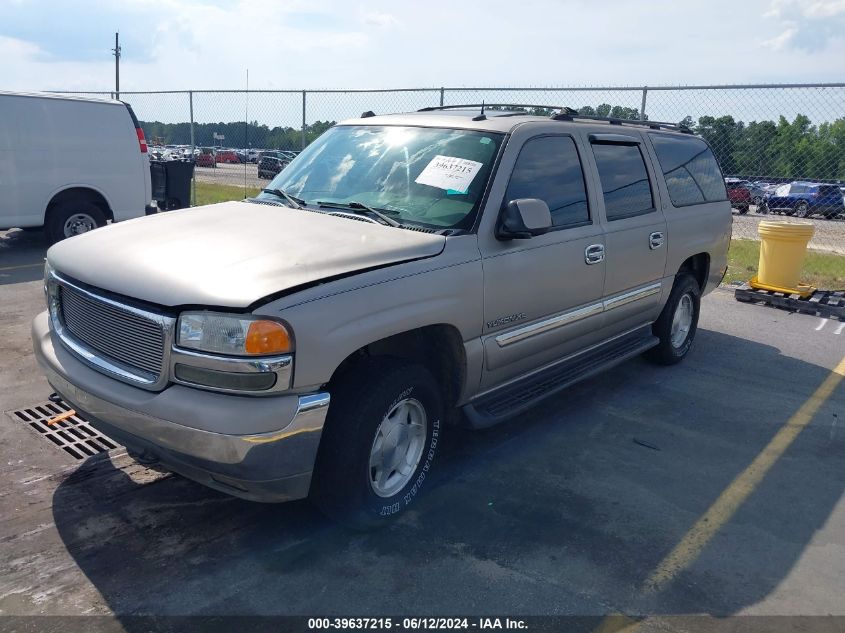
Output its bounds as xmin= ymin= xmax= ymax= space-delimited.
xmin=585 ymin=244 xmax=605 ymax=265
xmin=649 ymin=231 xmax=665 ymax=250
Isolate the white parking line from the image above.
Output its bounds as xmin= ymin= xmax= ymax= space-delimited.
xmin=815 ymin=318 xmax=827 ymax=331
xmin=836 ymin=322 xmax=845 ymax=335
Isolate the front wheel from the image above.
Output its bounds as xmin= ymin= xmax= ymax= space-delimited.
xmin=310 ymin=358 xmax=444 ymax=530
xmin=645 ymin=274 xmax=701 ymax=366
xmin=794 ymin=201 xmax=810 ymax=218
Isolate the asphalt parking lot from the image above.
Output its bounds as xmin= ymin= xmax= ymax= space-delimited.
xmin=1 ymin=227 xmax=844 ymax=626
xmin=194 ymin=163 xmax=266 ymax=189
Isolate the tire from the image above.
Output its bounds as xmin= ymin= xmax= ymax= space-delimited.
xmin=753 ymin=196 xmax=763 ymax=207
xmin=46 ymin=200 xmax=107 ymax=244
xmin=644 ymin=274 xmax=701 ymax=366
xmin=794 ymin=201 xmax=810 ymax=218
xmin=738 ymin=205 xmax=749 ymax=214
xmin=310 ymin=357 xmax=444 ymax=530
xmin=758 ymin=202 xmax=769 ymax=215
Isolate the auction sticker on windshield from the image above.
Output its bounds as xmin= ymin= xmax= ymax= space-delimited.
xmin=415 ymin=155 xmax=483 ymax=194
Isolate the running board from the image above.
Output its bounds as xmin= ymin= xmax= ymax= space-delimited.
xmin=463 ymin=328 xmax=659 ymax=429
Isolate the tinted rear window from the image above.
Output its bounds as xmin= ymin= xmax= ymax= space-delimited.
xmin=649 ymin=134 xmax=727 ymax=206
xmin=591 ymin=143 xmax=654 ymax=220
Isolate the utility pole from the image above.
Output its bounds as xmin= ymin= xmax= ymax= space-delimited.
xmin=112 ymin=32 xmax=121 ymax=99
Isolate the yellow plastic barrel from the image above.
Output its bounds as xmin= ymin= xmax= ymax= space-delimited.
xmin=755 ymin=221 xmax=815 ymax=293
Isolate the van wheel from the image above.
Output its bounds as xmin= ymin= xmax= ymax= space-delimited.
xmin=46 ymin=200 xmax=107 ymax=243
xmin=311 ymin=358 xmax=443 ymax=530
xmin=645 ymin=274 xmax=701 ymax=366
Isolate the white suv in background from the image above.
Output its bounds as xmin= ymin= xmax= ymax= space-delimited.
xmin=0 ymin=91 xmax=153 ymax=243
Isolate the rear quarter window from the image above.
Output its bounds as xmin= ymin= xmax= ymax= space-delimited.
xmin=649 ymin=134 xmax=727 ymax=207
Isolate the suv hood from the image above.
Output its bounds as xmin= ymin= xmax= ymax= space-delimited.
xmin=47 ymin=201 xmax=446 ymax=308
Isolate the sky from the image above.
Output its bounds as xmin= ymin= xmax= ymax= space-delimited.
xmin=2 ymin=0 xmax=845 ymax=92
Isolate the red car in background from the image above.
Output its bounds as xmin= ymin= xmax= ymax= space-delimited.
xmin=725 ymin=178 xmax=751 ymax=214
xmin=195 ymin=150 xmax=215 ymax=168
xmin=215 ymin=150 xmax=241 ymax=164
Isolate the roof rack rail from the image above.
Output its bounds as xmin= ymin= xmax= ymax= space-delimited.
xmin=415 ymin=104 xmax=693 ymax=134
xmin=550 ymin=112 xmax=693 ymax=134
xmin=418 ymin=103 xmax=578 ymax=114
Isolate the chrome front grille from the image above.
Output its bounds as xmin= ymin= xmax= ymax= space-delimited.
xmin=59 ymin=285 xmax=165 ymax=377
xmin=48 ymin=273 xmax=174 ymax=389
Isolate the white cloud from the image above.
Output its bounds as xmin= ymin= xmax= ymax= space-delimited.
xmin=761 ymin=0 xmax=845 ymax=51
xmin=764 ymin=0 xmax=845 ymax=18
xmin=804 ymin=0 xmax=845 ymax=17
xmin=761 ymin=26 xmax=798 ymax=50
xmin=362 ymin=11 xmax=399 ymax=28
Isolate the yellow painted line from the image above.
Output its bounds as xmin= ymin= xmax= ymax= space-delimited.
xmin=0 ymin=262 xmax=43 ymax=272
xmin=592 ymin=615 xmax=641 ymax=632
xmin=643 ymin=354 xmax=845 ymax=593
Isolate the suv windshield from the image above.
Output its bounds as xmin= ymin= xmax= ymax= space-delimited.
xmin=258 ymin=125 xmax=504 ymax=229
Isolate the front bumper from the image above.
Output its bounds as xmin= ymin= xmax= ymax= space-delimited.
xmin=32 ymin=311 xmax=330 ymax=502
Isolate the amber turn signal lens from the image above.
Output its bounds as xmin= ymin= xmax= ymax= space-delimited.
xmin=244 ymin=320 xmax=292 ymax=355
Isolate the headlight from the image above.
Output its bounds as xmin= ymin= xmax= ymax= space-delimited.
xmin=177 ymin=312 xmax=293 ymax=356
xmin=44 ymin=261 xmax=61 ymax=324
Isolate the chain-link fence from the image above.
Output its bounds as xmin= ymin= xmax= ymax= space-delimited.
xmin=56 ymin=85 xmax=845 ymax=261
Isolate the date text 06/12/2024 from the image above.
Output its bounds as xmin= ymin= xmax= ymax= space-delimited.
xmin=307 ymin=617 xmax=528 ymax=630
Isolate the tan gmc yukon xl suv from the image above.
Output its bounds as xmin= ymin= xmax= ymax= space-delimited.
xmin=33 ymin=107 xmax=731 ymax=528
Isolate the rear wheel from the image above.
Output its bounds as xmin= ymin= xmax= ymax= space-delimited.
xmin=310 ymin=358 xmax=443 ymax=530
xmin=645 ymin=274 xmax=701 ymax=366
xmin=46 ymin=200 xmax=107 ymax=244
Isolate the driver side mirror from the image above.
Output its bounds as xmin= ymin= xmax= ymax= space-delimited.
xmin=496 ymin=198 xmax=552 ymax=240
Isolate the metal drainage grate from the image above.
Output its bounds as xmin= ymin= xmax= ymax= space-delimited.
xmin=9 ymin=397 xmax=120 ymax=460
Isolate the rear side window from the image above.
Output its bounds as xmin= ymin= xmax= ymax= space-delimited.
xmin=591 ymin=143 xmax=654 ymax=220
xmin=649 ymin=134 xmax=726 ymax=206
xmin=504 ymin=136 xmax=590 ymax=227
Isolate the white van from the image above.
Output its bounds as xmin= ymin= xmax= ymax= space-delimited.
xmin=0 ymin=91 xmax=153 ymax=243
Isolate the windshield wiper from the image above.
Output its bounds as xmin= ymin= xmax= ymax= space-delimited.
xmin=262 ymin=188 xmax=305 ymax=209
xmin=316 ymin=200 xmax=401 ymax=227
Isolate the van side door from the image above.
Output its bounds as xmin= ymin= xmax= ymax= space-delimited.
xmin=476 ymin=128 xmax=606 ymax=392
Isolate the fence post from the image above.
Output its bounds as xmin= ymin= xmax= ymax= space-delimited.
xmin=640 ymin=86 xmax=648 ymax=120
xmin=440 ymin=87 xmax=445 ymax=107
xmin=189 ymin=90 xmax=196 ymax=206
xmin=301 ymin=90 xmax=307 ymax=150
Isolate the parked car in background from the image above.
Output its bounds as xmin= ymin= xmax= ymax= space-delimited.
xmin=257 ymin=155 xmax=290 ymax=179
xmin=761 ymin=181 xmax=845 ymax=218
xmin=724 ymin=178 xmax=751 ymax=213
xmin=215 ymin=150 xmax=242 ymax=164
xmin=744 ymin=182 xmax=768 ymax=206
xmin=258 ymin=150 xmax=298 ymax=162
xmin=195 ymin=149 xmax=216 ymax=167
xmin=34 ymin=108 xmax=730 ymax=528
xmin=0 ymin=91 xmax=153 ymax=243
